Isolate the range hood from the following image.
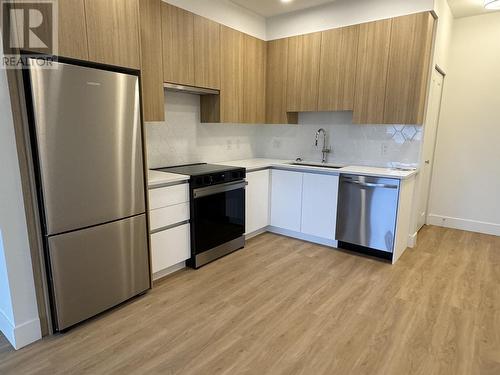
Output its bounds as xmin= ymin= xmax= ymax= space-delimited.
xmin=164 ymin=82 xmax=219 ymax=95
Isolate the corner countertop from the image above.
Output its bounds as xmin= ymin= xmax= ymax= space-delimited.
xmin=217 ymin=158 xmax=418 ymax=180
xmin=148 ymin=170 xmax=190 ymax=188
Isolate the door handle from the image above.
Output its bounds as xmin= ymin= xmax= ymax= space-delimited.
xmin=425 ymin=160 xmax=430 ymax=164
xmin=193 ymin=181 xmax=247 ymax=199
xmin=344 ymin=180 xmax=399 ymax=189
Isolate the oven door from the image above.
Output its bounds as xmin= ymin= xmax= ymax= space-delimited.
xmin=192 ymin=181 xmax=246 ymax=255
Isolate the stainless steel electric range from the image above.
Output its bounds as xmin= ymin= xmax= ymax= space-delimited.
xmin=156 ymin=164 xmax=246 ymax=268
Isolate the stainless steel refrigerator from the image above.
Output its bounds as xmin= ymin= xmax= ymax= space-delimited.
xmin=26 ymin=58 xmax=151 ymax=331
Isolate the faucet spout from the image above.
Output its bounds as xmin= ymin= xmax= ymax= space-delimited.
xmin=315 ymin=128 xmax=331 ymax=163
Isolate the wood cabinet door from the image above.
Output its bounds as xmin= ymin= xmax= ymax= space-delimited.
xmin=318 ymin=25 xmax=359 ymax=111
xmin=58 ymin=0 xmax=89 ymax=60
xmin=194 ymin=15 xmax=220 ymax=90
xmin=84 ymin=0 xmax=141 ymax=69
xmin=139 ymin=0 xmax=164 ymax=122
xmin=220 ymin=26 xmax=244 ymax=123
xmin=242 ymin=34 xmax=266 ymax=123
xmin=353 ymin=19 xmax=392 ymax=124
xmin=286 ymin=32 xmax=322 ymax=112
xmin=384 ymin=12 xmax=435 ymax=124
xmin=266 ymin=38 xmax=298 ymax=124
xmin=161 ymin=3 xmax=195 ymax=85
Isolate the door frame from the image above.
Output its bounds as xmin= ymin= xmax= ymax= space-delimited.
xmin=418 ymin=65 xmax=446 ymax=230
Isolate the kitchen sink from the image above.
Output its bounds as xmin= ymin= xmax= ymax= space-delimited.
xmin=289 ymin=162 xmax=343 ymax=169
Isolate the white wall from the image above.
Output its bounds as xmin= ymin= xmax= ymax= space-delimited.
xmin=428 ymin=12 xmax=500 ymax=236
xmin=165 ymin=0 xmax=436 ymax=41
xmin=433 ymin=0 xmax=455 ymax=71
xmin=163 ymin=0 xmax=267 ymax=40
xmin=146 ymin=92 xmax=422 ymax=168
xmin=0 ymin=40 xmax=41 ymax=349
xmin=266 ymin=0 xmax=434 ymax=40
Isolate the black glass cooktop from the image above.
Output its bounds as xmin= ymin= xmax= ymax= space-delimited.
xmin=155 ymin=163 xmax=241 ymax=177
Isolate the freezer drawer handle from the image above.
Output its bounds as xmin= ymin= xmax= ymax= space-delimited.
xmin=344 ymin=180 xmax=398 ymax=189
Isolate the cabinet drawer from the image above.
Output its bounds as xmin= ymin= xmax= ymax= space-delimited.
xmin=151 ymin=224 xmax=191 ymax=273
xmin=150 ymin=202 xmax=190 ymax=231
xmin=149 ymin=183 xmax=189 ymax=210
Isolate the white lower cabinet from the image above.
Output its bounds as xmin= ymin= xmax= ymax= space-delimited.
xmin=269 ymin=169 xmax=340 ymax=244
xmin=301 ymin=173 xmax=339 ymax=240
xmin=245 ymin=169 xmax=270 ymax=234
xmin=151 ymin=223 xmax=191 ymax=274
xmin=148 ymin=182 xmax=191 ymax=278
xmin=270 ymin=169 xmax=303 ymax=232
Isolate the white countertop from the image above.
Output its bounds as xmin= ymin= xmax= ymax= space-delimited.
xmin=148 ymin=170 xmax=189 ymax=188
xmin=218 ymin=158 xmax=418 ymax=180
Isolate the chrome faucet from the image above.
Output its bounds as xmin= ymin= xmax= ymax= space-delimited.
xmin=315 ymin=128 xmax=331 ymax=163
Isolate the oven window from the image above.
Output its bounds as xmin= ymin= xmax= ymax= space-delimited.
xmin=193 ymin=188 xmax=245 ymax=254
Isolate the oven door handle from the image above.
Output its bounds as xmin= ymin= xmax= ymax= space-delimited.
xmin=193 ymin=181 xmax=248 ymax=199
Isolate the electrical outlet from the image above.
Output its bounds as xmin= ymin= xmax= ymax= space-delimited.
xmin=272 ymin=139 xmax=281 ymax=149
xmin=226 ymin=140 xmax=232 ymax=150
xmin=381 ymin=143 xmax=389 ymax=156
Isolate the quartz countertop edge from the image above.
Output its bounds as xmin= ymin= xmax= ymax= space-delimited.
xmin=217 ymin=158 xmax=418 ymax=180
xmin=148 ymin=170 xmax=190 ymax=188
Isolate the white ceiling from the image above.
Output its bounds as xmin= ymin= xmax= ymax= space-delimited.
xmin=448 ymin=0 xmax=500 ymax=18
xmin=230 ymin=0 xmax=337 ymax=18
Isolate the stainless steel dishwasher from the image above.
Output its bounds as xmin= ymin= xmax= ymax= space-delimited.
xmin=336 ymin=174 xmax=400 ymax=253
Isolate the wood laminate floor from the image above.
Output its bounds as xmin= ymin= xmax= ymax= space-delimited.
xmin=1 ymin=225 xmax=500 ymax=374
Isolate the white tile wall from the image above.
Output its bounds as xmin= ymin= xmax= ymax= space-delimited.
xmin=146 ymin=91 xmax=422 ymax=168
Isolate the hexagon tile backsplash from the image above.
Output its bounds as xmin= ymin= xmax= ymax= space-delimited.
xmin=146 ymin=92 xmax=423 ymax=169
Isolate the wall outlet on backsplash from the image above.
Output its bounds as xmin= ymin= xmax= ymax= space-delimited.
xmin=381 ymin=143 xmax=389 ymax=156
xmin=272 ymin=139 xmax=282 ymax=149
xmin=226 ymin=139 xmax=232 ymax=150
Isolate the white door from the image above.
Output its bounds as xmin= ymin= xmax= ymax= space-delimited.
xmin=246 ymin=169 xmax=270 ymax=234
xmin=418 ymin=69 xmax=445 ymax=230
xmin=270 ymin=169 xmax=303 ymax=232
xmin=301 ymin=173 xmax=339 ymax=240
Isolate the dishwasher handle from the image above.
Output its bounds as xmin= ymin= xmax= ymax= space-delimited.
xmin=343 ymin=180 xmax=399 ymax=189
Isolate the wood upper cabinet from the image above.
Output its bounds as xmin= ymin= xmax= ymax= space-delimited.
xmin=266 ymin=38 xmax=297 ymax=124
xmin=353 ymin=18 xmax=393 ymax=124
xmin=201 ymin=27 xmax=266 ymax=124
xmin=58 ymin=0 xmax=89 ymax=60
xmin=161 ymin=3 xmax=195 ymax=85
xmin=242 ymin=34 xmax=266 ymax=123
xmin=318 ymin=25 xmax=359 ymax=111
xmin=286 ymin=32 xmax=322 ymax=112
xmin=84 ymin=0 xmax=141 ymax=69
xmin=219 ymin=26 xmax=244 ymax=123
xmin=139 ymin=0 xmax=164 ymax=122
xmin=194 ymin=16 xmax=220 ymax=90
xmin=384 ymin=12 xmax=435 ymax=124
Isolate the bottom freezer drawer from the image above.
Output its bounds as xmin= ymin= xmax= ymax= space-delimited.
xmin=48 ymin=214 xmax=150 ymax=331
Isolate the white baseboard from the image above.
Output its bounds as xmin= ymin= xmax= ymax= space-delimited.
xmin=153 ymin=261 xmax=186 ymax=282
xmin=0 ymin=308 xmax=15 ymax=348
xmin=428 ymin=214 xmax=500 ymax=236
xmin=245 ymin=227 xmax=267 ymax=240
xmin=0 ymin=308 xmax=41 ymax=350
xmin=408 ymin=232 xmax=418 ymax=248
xmin=267 ymin=226 xmax=338 ymax=248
